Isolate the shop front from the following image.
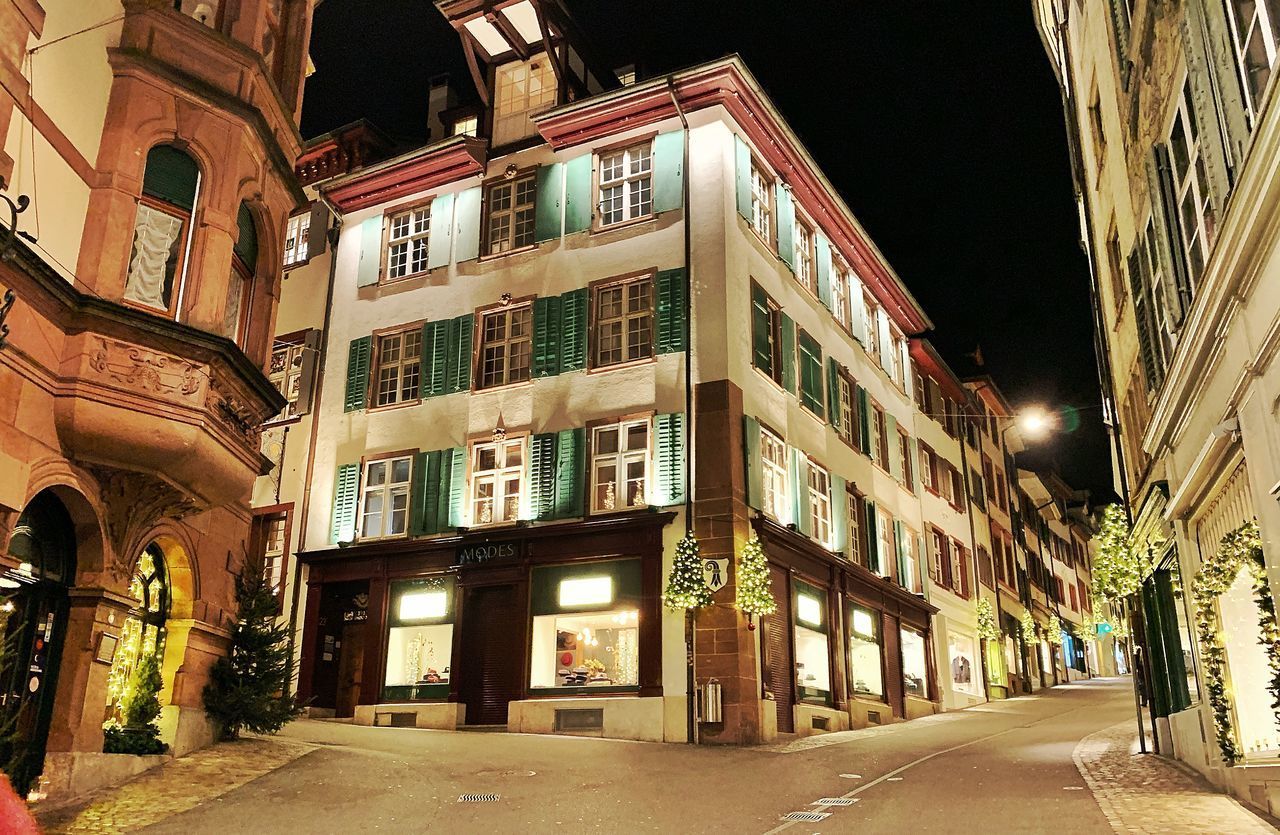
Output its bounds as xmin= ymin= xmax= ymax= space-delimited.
xmin=296 ymin=513 xmax=673 ymax=740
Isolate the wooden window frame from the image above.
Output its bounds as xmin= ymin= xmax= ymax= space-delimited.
xmin=846 ymin=484 xmax=868 ymax=568
xmin=225 ymin=253 xmax=255 ymax=349
xmin=835 ymin=369 xmax=858 ymax=451
xmin=370 ymin=320 xmax=426 ymax=410
xmin=469 ymin=434 xmax=528 ymax=527
xmin=595 ymin=135 xmax=656 ymax=230
xmin=381 ymin=198 xmax=432 ymax=283
xmin=474 ymin=297 xmax=535 ymax=391
xmin=830 ymin=254 xmax=851 ymax=329
xmin=863 ymin=293 xmax=880 ymax=363
xmin=588 ymin=414 xmax=652 ymax=515
xmin=357 ymin=449 xmax=416 ymax=541
xmin=251 ymin=503 xmax=292 ymax=609
xmin=898 ymin=427 xmax=914 ymax=492
xmin=589 ymin=270 xmax=656 ymax=371
xmin=122 ymin=193 xmax=192 ymax=320
xmin=283 ymin=209 xmax=312 ymax=270
xmin=793 ymin=215 xmax=815 ymax=294
xmin=748 ymin=156 xmax=775 ymax=248
xmin=265 ymin=329 xmax=309 ymax=425
xmin=807 ymin=458 xmax=832 ymax=548
xmin=482 ymin=169 xmax=538 ymax=257
xmin=1167 ymin=79 xmax=1214 ymax=284
xmin=759 ymin=423 xmax=789 ymax=523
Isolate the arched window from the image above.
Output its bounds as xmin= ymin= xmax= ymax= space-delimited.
xmin=223 ymin=202 xmax=257 ymax=345
xmin=123 ymin=146 xmax=200 ymax=318
xmin=104 ymin=544 xmax=170 ymax=722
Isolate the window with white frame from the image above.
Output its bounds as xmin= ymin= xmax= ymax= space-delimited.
xmin=493 ymin=58 xmax=557 ymax=146
xmin=831 ymin=261 xmax=849 ymax=327
xmin=1225 ymin=0 xmax=1280 ymax=123
xmin=471 ymin=438 xmax=525 ymax=526
xmin=592 ymin=419 xmax=649 ymax=513
xmin=386 ymin=205 xmax=430 ymax=280
xmin=360 ymin=455 xmax=412 ymax=539
xmin=593 ymin=274 xmax=653 ymax=367
xmin=453 ymin=115 xmax=478 ymax=137
xmin=1168 ymin=81 xmax=1215 ymax=284
xmin=374 ymin=327 xmax=422 ymax=407
xmin=876 ymin=507 xmax=894 ymax=579
xmin=808 ymin=462 xmax=831 ymax=547
xmin=760 ymin=427 xmax=788 ymax=522
xmin=1140 ymin=219 xmax=1176 ymax=363
xmin=749 ymin=160 xmax=773 ymax=242
xmin=836 ymin=372 xmax=857 ymax=449
xmin=794 ymin=220 xmax=814 ymax=292
xmin=283 ymin=212 xmax=310 ymax=268
xmin=478 ymin=304 xmax=533 ymax=389
xmin=485 ymin=174 xmax=536 ymax=254
xmin=267 ymin=339 xmax=306 ymax=421
xmin=864 ymin=294 xmax=880 ymax=362
xmin=598 ymin=141 xmax=653 ymax=226
xmin=889 ymin=325 xmax=906 ymax=388
xmin=901 ymin=525 xmax=920 ymax=593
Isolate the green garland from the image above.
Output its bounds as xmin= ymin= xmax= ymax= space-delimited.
xmin=1020 ymin=610 xmax=1038 ymax=645
xmin=735 ymin=535 xmax=777 ymax=618
xmin=1046 ymin=614 xmax=1064 ymax=646
xmin=663 ymin=532 xmax=713 ymax=610
xmin=975 ymin=598 xmax=1000 ymax=642
xmin=1191 ymin=522 xmax=1280 ymax=765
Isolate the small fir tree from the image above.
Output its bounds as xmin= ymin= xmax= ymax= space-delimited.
xmin=1090 ymin=504 xmax=1152 ymax=605
xmin=203 ymin=552 xmax=303 ymax=739
xmin=975 ymin=598 xmax=1000 ymax=642
xmin=735 ymin=535 xmax=777 ymax=622
xmin=662 ymin=533 xmax=712 ymax=610
xmin=104 ymin=653 xmax=168 ymax=755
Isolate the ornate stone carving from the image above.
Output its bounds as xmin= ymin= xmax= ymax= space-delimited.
xmin=205 ymin=375 xmax=259 ymax=443
xmin=87 ymin=465 xmax=200 ymax=582
xmin=87 ymin=337 xmax=204 ymax=399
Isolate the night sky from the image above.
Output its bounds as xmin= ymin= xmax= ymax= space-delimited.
xmin=301 ymin=1 xmax=1114 ymax=502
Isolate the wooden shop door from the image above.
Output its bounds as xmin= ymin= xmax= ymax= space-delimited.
xmin=763 ymin=566 xmax=795 ymax=733
xmin=459 ymin=584 xmax=524 ymax=726
xmin=335 ymin=622 xmax=366 ymax=718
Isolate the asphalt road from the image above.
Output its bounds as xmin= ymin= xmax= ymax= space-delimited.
xmin=140 ymin=677 xmax=1137 ymax=834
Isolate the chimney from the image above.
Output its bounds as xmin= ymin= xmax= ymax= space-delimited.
xmin=427 ymin=74 xmax=457 ymax=142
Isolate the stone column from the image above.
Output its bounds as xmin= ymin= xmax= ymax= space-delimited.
xmin=45 ymin=588 xmax=135 ymax=754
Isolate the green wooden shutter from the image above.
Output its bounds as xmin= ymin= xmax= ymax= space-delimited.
xmin=653 ymin=129 xmax=684 ymax=213
xmin=427 ymin=192 xmax=454 ymax=270
xmin=532 ymin=295 xmax=562 ymax=377
xmin=453 ymin=186 xmax=482 ymax=263
xmin=826 ymin=357 xmax=841 ymax=428
xmin=856 ymin=385 xmax=871 ymax=454
xmin=555 ymin=428 xmax=585 ymax=518
xmin=1178 ymin=8 xmax=1231 ymax=213
xmin=798 ymin=331 xmax=823 ymax=415
xmin=445 ymin=447 xmax=466 ymax=529
xmin=344 ymin=336 xmax=371 ymax=412
xmin=331 ymin=463 xmax=359 ymax=544
xmin=849 ymin=273 xmax=868 ymax=345
xmin=775 ymin=182 xmax=795 ymax=270
xmin=906 ymin=436 xmax=918 ymax=492
xmin=530 ymin=433 xmax=558 ymax=520
xmin=894 ymin=519 xmax=908 ymax=588
xmin=734 ymin=135 xmax=752 ymax=220
xmin=864 ymin=498 xmax=878 ymax=574
xmin=409 ymin=451 xmax=431 ymax=536
xmin=1106 ymin=0 xmax=1131 ymax=87
xmin=445 ymin=314 xmax=473 ymax=393
xmin=815 ymin=232 xmax=832 ymax=308
xmin=743 ymin=415 xmax=763 ymax=510
xmin=751 ymin=284 xmax=773 ymax=375
xmin=421 ymin=320 xmax=447 ymax=397
xmin=1128 ymin=247 xmax=1162 ymax=391
xmin=877 ymin=310 xmax=893 ymax=374
xmin=1198 ymin=0 xmax=1251 ymax=172
xmin=535 ymin=162 xmax=564 ymax=243
xmin=656 ymin=268 xmax=687 ymax=354
xmin=356 ymin=217 xmax=382 ymax=287
xmin=886 ymin=414 xmax=902 ymax=480
xmin=1147 ymin=145 xmax=1190 ymax=326
xmin=790 ymin=447 xmax=810 ymax=535
xmin=419 ymin=449 xmax=443 ymax=535
xmin=780 ymin=313 xmax=796 ymax=395
xmin=831 ymin=474 xmax=848 ymax=555
xmin=656 ymin=413 xmax=686 ymax=507
xmin=560 ymin=288 xmax=588 ymax=372
xmin=564 ymin=154 xmax=592 ymax=234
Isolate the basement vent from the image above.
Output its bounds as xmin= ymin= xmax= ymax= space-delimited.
xmin=374 ymin=712 xmax=416 ymax=728
xmin=815 ymin=798 xmax=855 ymax=806
xmin=554 ymin=708 xmax=604 ymax=733
xmin=781 ymin=811 xmax=831 ymax=822
xmin=458 ymin=793 xmax=500 ymax=803
xmin=811 ymin=715 xmax=830 ymax=731
xmin=867 ymin=710 xmax=882 ymax=725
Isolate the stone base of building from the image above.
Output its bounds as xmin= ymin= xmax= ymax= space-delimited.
xmin=793 ymin=703 xmax=851 ymax=737
xmin=848 ymin=696 xmax=898 ymax=729
xmin=353 ymin=702 xmax=466 ymax=730
xmin=158 ymin=705 xmax=219 ymax=758
xmin=36 ymin=751 xmax=171 ymax=803
xmin=508 ymin=696 xmax=672 ymax=742
xmin=905 ymin=695 xmax=939 ymax=720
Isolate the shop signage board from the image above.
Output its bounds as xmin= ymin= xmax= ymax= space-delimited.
xmin=703 ymin=558 xmax=729 ymax=592
xmin=458 ymin=540 xmax=520 ymax=565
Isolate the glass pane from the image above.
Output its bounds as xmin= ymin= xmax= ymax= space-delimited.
xmin=391 ymin=458 xmax=411 ymax=484
xmin=504 ymin=441 xmax=523 ymax=467
xmin=794 ymin=625 xmax=831 ymax=697
xmin=385 ymin=624 xmax=454 ymax=688
xmin=367 ymin=462 xmax=387 ymax=486
xmin=595 ymin=427 xmax=619 ymax=455
xmin=530 ymin=610 xmax=640 ymax=688
xmin=625 ymin=423 xmax=647 ymax=451
xmin=476 ymin=447 xmax=497 ymax=472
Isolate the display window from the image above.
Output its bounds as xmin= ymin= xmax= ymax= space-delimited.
xmin=382 ymin=577 xmax=455 ymax=701
xmin=847 ymin=604 xmax=884 ymax=700
xmin=530 ymin=560 xmax=641 ymax=692
xmin=900 ymin=626 xmax=929 ymax=698
xmin=793 ymin=580 xmax=831 ymax=703
xmin=948 ymin=631 xmax=980 ymax=696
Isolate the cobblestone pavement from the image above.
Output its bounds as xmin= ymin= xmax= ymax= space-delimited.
xmin=35 ymin=737 xmax=315 ymax=835
xmin=1073 ymin=719 xmax=1277 ymax=834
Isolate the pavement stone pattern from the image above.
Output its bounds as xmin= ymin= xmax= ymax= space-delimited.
xmin=1073 ymin=719 xmax=1276 ymax=834
xmin=35 ymin=737 xmax=315 ymax=835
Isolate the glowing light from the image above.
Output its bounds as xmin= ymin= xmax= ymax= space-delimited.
xmin=797 ymin=593 xmax=822 ymax=627
xmin=399 ymin=591 xmax=447 ymax=621
xmin=852 ymin=609 xmax=874 ymax=637
xmin=559 ymin=576 xmax=613 ymax=607
xmin=1018 ymin=407 xmax=1056 ymax=438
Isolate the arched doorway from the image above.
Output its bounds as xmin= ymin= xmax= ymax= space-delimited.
xmin=105 ymin=544 xmax=171 ymax=724
xmin=0 ymin=490 xmax=77 ymax=796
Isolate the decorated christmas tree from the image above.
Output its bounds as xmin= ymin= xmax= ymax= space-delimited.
xmin=662 ymin=532 xmax=712 ymax=610
xmin=975 ymin=597 xmax=1000 ymax=642
xmin=735 ymin=535 xmax=776 ymax=621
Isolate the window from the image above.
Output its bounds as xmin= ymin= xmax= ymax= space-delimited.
xmin=251 ymin=510 xmax=288 ymax=604
xmin=876 ymin=508 xmax=894 ymax=580
xmin=760 ymin=427 xmax=789 ymax=523
xmin=970 ymin=468 xmax=986 ymax=511
xmin=949 ymin=632 xmax=980 ymax=696
xmin=124 ymin=146 xmax=199 ymax=318
xmin=898 ymin=429 xmax=914 ymax=491
xmin=870 ymin=403 xmax=888 ymax=471
xmin=1225 ymin=0 xmax=1280 ymax=123
xmin=478 ymin=304 xmax=532 ymax=389
xmin=889 ymin=326 xmax=906 ymax=389
xmin=951 ymin=539 xmax=969 ymax=597
xmin=530 ymin=562 xmax=641 ymax=690
xmin=594 ymin=274 xmax=653 ymax=367
xmin=847 ymin=486 xmax=867 ymax=567
xmin=493 ymin=57 xmax=557 ymax=146
xmin=950 ymin=468 xmax=965 ymax=510
xmin=993 ymin=537 xmax=1006 ymax=584
xmin=1087 ymin=84 xmax=1106 ymax=168
xmin=598 ymin=141 xmax=653 ymax=226
xmin=384 ymin=578 xmax=454 ymax=701
xmin=977 ymin=546 xmax=994 ymax=588
xmin=749 ymin=159 xmax=773 ymax=242
xmin=831 ymin=260 xmax=849 ymax=327
xmin=797 ymin=329 xmax=824 ymax=415
xmin=1105 ymin=223 xmax=1126 ymax=314
xmin=930 ymin=528 xmax=951 ymax=587
xmin=471 ymin=438 xmax=525 ymax=526
xmin=453 ymin=115 xmax=478 ymax=137
xmin=591 ymin=419 xmax=649 ymax=513
xmin=835 ymin=371 xmax=857 ymax=449
xmin=983 ymin=456 xmax=996 ymax=502
xmin=283 ymin=212 xmax=310 ymax=268
xmin=386 ymin=204 xmax=430 ymax=280
xmin=267 ymin=338 xmax=307 ymax=421
xmin=863 ymin=294 xmax=880 ymax=363
xmin=751 ymin=285 xmax=785 ymax=385
xmin=920 ymin=443 xmax=937 ymax=493
xmin=794 ymin=220 xmax=814 ymax=292
xmin=913 ymin=366 xmax=927 ymax=411
xmin=793 ymin=583 xmax=831 ymax=702
xmin=848 ymin=605 xmax=883 ymax=699
xmin=901 ymin=626 xmax=928 ymax=698
xmin=484 ymin=174 xmax=536 ymax=254
xmin=901 ymin=525 xmax=921 ymax=593
xmin=1168 ymin=81 xmax=1216 ymax=284
xmin=360 ymin=455 xmax=412 ymax=539
xmin=808 ymin=462 xmax=832 ymax=547
xmin=374 ymin=327 xmax=423 ymax=407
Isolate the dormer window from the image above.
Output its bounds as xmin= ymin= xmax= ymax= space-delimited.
xmin=453 ymin=115 xmax=478 ymax=137
xmin=492 ymin=57 xmax=556 ymax=146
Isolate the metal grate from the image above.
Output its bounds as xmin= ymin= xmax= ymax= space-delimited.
xmin=815 ymin=798 xmax=855 ymax=806
xmin=458 ymin=793 xmax=500 ymax=803
xmin=781 ymin=811 xmax=831 ymax=822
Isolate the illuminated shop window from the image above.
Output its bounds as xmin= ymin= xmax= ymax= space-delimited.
xmin=793 ymin=582 xmax=830 ymax=703
xmin=383 ymin=578 xmax=454 ymax=701
xmin=530 ymin=561 xmax=641 ymax=691
xmin=901 ymin=626 xmax=929 ymax=699
xmin=848 ymin=605 xmax=883 ymax=699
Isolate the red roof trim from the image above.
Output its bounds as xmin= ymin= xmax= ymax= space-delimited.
xmin=322 ymin=139 xmax=488 ymax=213
xmin=909 ymin=339 xmax=968 ymax=402
xmin=535 ymin=62 xmax=930 ymax=334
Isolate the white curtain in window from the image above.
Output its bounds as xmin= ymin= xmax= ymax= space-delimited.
xmin=125 ymin=203 xmax=183 ymax=309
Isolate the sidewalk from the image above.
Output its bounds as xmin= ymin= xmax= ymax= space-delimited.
xmin=1074 ymin=719 xmax=1277 ymax=834
xmin=35 ymin=737 xmax=315 ymax=835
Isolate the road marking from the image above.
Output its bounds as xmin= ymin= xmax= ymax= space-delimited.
xmin=886 ymin=777 xmax=903 ymax=781
xmin=838 ymin=774 xmax=861 ymax=779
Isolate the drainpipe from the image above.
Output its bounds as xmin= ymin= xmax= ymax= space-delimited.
xmin=284 ymin=193 xmax=342 ymax=695
xmin=667 ymin=76 xmax=696 ymax=745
